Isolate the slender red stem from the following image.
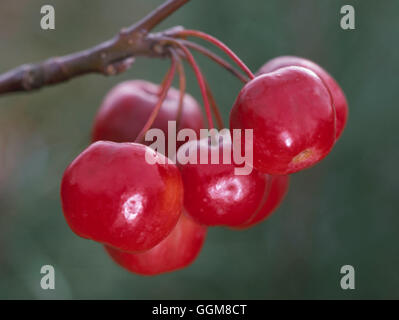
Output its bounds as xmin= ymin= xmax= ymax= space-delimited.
xmin=178 ymin=39 xmax=248 ymax=83
xmin=135 ymin=57 xmax=177 ymax=143
xmin=157 ymin=70 xmax=171 ymax=97
xmin=174 ymin=29 xmax=255 ymax=80
xmin=169 ymin=48 xmax=186 ymax=129
xmin=174 ymin=43 xmax=224 ymax=129
xmin=204 ymin=80 xmax=225 ymax=129
xmin=163 ymin=38 xmax=214 ymax=129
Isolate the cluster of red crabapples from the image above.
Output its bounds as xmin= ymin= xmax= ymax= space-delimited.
xmin=61 ymin=30 xmax=348 ymax=276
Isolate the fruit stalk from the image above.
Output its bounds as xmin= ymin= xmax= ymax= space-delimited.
xmin=174 ymin=29 xmax=255 ymax=79
xmin=205 ymin=80 xmax=225 ymax=129
xmin=178 ymin=39 xmax=248 ymax=83
xmin=169 ymin=48 xmax=187 ymax=128
xmin=135 ymin=56 xmax=177 ymax=143
xmin=164 ymin=38 xmax=214 ymax=129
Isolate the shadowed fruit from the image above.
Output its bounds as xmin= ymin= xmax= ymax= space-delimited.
xmin=92 ymin=80 xmax=204 ymax=155
xmin=105 ymin=213 xmax=207 ymax=275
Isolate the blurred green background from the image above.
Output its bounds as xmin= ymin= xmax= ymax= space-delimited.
xmin=0 ymin=0 xmax=398 ymax=299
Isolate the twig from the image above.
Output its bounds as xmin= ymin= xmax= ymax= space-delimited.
xmin=0 ymin=0 xmax=190 ymax=95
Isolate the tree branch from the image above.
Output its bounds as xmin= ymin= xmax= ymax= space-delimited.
xmin=129 ymin=0 xmax=190 ymax=33
xmin=0 ymin=0 xmax=190 ymax=95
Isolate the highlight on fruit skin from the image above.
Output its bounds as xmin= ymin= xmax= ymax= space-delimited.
xmin=60 ymin=141 xmax=184 ymax=253
xmin=257 ymin=55 xmax=348 ymax=141
xmin=230 ymin=66 xmax=336 ymax=175
xmin=105 ymin=213 xmax=207 ymax=276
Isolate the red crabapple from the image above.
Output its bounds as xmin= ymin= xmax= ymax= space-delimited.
xmin=230 ymin=66 xmax=336 ymax=175
xmin=91 ymin=80 xmax=204 ymax=152
xmin=105 ymin=213 xmax=207 ymax=275
xmin=257 ymin=56 xmax=348 ymax=140
xmin=177 ymin=133 xmax=269 ymax=227
xmin=61 ymin=141 xmax=183 ymax=253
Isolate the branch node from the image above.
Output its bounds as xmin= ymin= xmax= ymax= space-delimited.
xmin=119 ymin=28 xmax=129 ymax=37
xmin=104 ymin=57 xmax=136 ymax=76
xmin=21 ymin=67 xmax=37 ymax=90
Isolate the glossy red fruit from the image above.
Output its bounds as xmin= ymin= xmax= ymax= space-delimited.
xmin=236 ymin=175 xmax=290 ymax=229
xmin=61 ymin=141 xmax=183 ymax=252
xmin=105 ymin=213 xmax=207 ymax=276
xmin=177 ymin=133 xmax=269 ymax=227
xmin=230 ymin=66 xmax=336 ymax=175
xmin=257 ymin=56 xmax=348 ymax=140
xmin=92 ymin=80 xmax=204 ymax=151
